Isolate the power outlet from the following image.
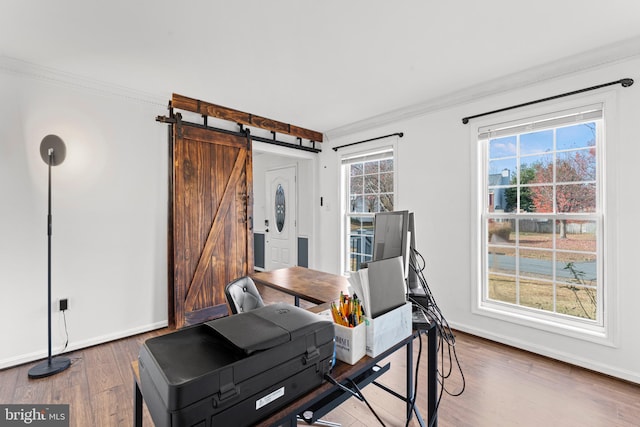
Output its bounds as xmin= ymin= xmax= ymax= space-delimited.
xmin=59 ymin=298 xmax=68 ymax=311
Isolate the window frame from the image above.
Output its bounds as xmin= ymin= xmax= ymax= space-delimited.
xmin=340 ymin=142 xmax=398 ymax=276
xmin=471 ymin=92 xmax=618 ymax=346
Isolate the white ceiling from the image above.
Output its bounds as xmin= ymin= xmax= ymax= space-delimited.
xmin=2 ymin=0 xmax=640 ymax=137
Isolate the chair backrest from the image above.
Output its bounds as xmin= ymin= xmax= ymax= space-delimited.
xmin=225 ymin=276 xmax=265 ymax=314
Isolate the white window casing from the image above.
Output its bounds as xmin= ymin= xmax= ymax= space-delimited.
xmin=471 ymin=91 xmax=618 ymax=347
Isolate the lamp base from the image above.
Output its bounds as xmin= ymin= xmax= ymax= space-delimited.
xmin=28 ymin=356 xmax=71 ymax=379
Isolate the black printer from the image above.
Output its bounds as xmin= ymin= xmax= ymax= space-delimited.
xmin=138 ymin=303 xmax=335 ymax=427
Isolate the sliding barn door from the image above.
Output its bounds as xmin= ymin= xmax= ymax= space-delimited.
xmin=170 ymin=123 xmax=254 ymax=328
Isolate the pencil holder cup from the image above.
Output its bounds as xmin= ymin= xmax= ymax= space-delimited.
xmin=333 ymin=322 xmax=366 ymax=365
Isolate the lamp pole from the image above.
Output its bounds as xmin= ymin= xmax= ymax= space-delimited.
xmin=28 ymin=135 xmax=71 ymax=379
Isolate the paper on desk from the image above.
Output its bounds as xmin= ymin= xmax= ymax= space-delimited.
xmin=348 ymin=268 xmax=371 ymax=319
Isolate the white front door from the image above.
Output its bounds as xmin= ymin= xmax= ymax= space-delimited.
xmin=265 ymin=166 xmax=297 ymax=270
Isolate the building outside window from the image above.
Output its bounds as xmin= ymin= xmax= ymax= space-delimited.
xmin=478 ymin=103 xmax=605 ymax=333
xmin=342 ymin=148 xmax=394 ymax=273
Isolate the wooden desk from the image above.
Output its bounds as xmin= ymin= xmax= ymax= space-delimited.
xmin=252 ymin=266 xmax=350 ymax=306
xmin=133 ymin=268 xmax=438 ymax=427
xmin=132 ymin=328 xmax=437 ymax=427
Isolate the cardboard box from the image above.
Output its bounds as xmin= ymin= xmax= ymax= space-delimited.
xmin=333 ymin=322 xmax=366 ymax=365
xmin=365 ymin=302 xmax=412 ymax=357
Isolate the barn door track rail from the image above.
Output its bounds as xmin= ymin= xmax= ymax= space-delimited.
xmin=156 ymin=94 xmax=323 ymax=153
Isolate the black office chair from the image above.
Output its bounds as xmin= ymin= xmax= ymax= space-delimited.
xmin=225 ymin=276 xmax=265 ymax=314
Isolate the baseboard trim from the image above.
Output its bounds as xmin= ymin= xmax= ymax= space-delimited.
xmin=0 ymin=320 xmax=168 ymax=370
xmin=450 ymin=321 xmax=640 ymax=385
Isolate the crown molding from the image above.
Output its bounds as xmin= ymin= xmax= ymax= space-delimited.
xmin=0 ymin=55 xmax=167 ymax=107
xmin=325 ymin=36 xmax=640 ymax=140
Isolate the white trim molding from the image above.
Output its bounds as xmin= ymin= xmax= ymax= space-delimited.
xmin=326 ymin=35 xmax=640 ymax=140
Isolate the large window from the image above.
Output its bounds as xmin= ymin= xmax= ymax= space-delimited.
xmin=479 ymin=104 xmax=604 ymax=331
xmin=342 ymin=148 xmax=394 ymax=273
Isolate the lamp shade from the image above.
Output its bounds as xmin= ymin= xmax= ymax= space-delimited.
xmin=39 ymin=135 xmax=66 ymax=166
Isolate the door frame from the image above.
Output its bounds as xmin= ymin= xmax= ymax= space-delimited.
xmin=252 ymin=141 xmax=317 ymax=271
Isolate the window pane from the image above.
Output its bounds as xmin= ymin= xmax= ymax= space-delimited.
xmin=363 ymin=195 xmax=379 ymax=212
xmin=520 ymin=130 xmax=553 ymax=155
xmin=351 ymin=163 xmax=363 ymax=176
xmin=489 ymin=136 xmax=516 ymax=159
xmin=557 ymin=149 xmax=596 ymax=182
xmin=379 ymin=172 xmax=393 ymax=192
xmin=557 ymin=123 xmax=596 ymax=150
xmin=379 ymin=194 xmax=393 ymax=212
xmin=350 ymin=253 xmax=373 ymax=271
xmin=380 ymin=159 xmax=393 ymax=172
xmin=350 ymin=196 xmax=364 ymax=213
xmin=350 ymin=254 xmax=361 ymax=272
xmin=350 ymin=175 xmax=363 ymax=195
xmin=488 ymin=220 xmax=514 ymax=245
xmin=364 ymin=174 xmax=379 ymax=194
xmin=488 ymin=158 xmax=516 ymax=179
xmin=364 ymin=161 xmax=379 ymax=175
xmin=519 ymin=248 xmax=554 ymax=282
xmin=349 ymin=236 xmax=372 ymax=257
xmin=556 ymin=283 xmax=596 ymax=320
xmin=557 ymin=256 xmax=597 ymax=287
xmin=511 ymin=185 xmax=538 ymax=213
xmin=555 ymin=220 xmax=597 ymax=252
xmin=520 ymin=279 xmax=554 ymax=312
xmin=519 ymin=219 xmax=554 ymax=247
xmin=556 ymin=184 xmax=596 ymax=213
xmin=350 ymin=216 xmax=371 ymax=234
xmin=488 ymin=274 xmax=516 ymax=304
xmin=519 ymin=219 xmax=553 ymax=246
xmin=521 ymin=154 xmax=553 ymax=184
xmin=529 ymin=185 xmax=553 ymax=213
xmin=501 ymin=186 xmax=519 ymax=212
xmin=488 ymin=246 xmax=516 ymax=275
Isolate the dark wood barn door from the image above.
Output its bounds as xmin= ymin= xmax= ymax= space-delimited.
xmin=170 ymin=123 xmax=254 ymax=328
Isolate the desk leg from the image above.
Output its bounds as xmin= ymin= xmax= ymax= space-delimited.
xmin=427 ymin=325 xmax=438 ymax=427
xmin=406 ymin=338 xmax=414 ymax=421
xmin=134 ymin=380 xmax=143 ymax=427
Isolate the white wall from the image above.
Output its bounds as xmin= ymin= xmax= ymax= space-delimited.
xmin=0 ymin=64 xmax=169 ymax=368
xmin=3 ymin=51 xmax=638 ymax=384
xmin=318 ymin=57 xmax=640 ymax=383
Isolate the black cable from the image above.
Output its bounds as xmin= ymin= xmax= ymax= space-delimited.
xmin=347 ymin=378 xmax=386 ymax=427
xmin=324 ymin=374 xmax=363 ymax=401
xmin=55 ymin=309 xmax=69 ymax=356
xmin=407 ymin=246 xmax=467 ymax=425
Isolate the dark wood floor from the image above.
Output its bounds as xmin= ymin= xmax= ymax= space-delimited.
xmin=2 ymin=285 xmax=639 ymax=426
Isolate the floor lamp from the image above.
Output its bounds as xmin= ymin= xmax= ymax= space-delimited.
xmin=28 ymin=135 xmax=71 ymax=379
